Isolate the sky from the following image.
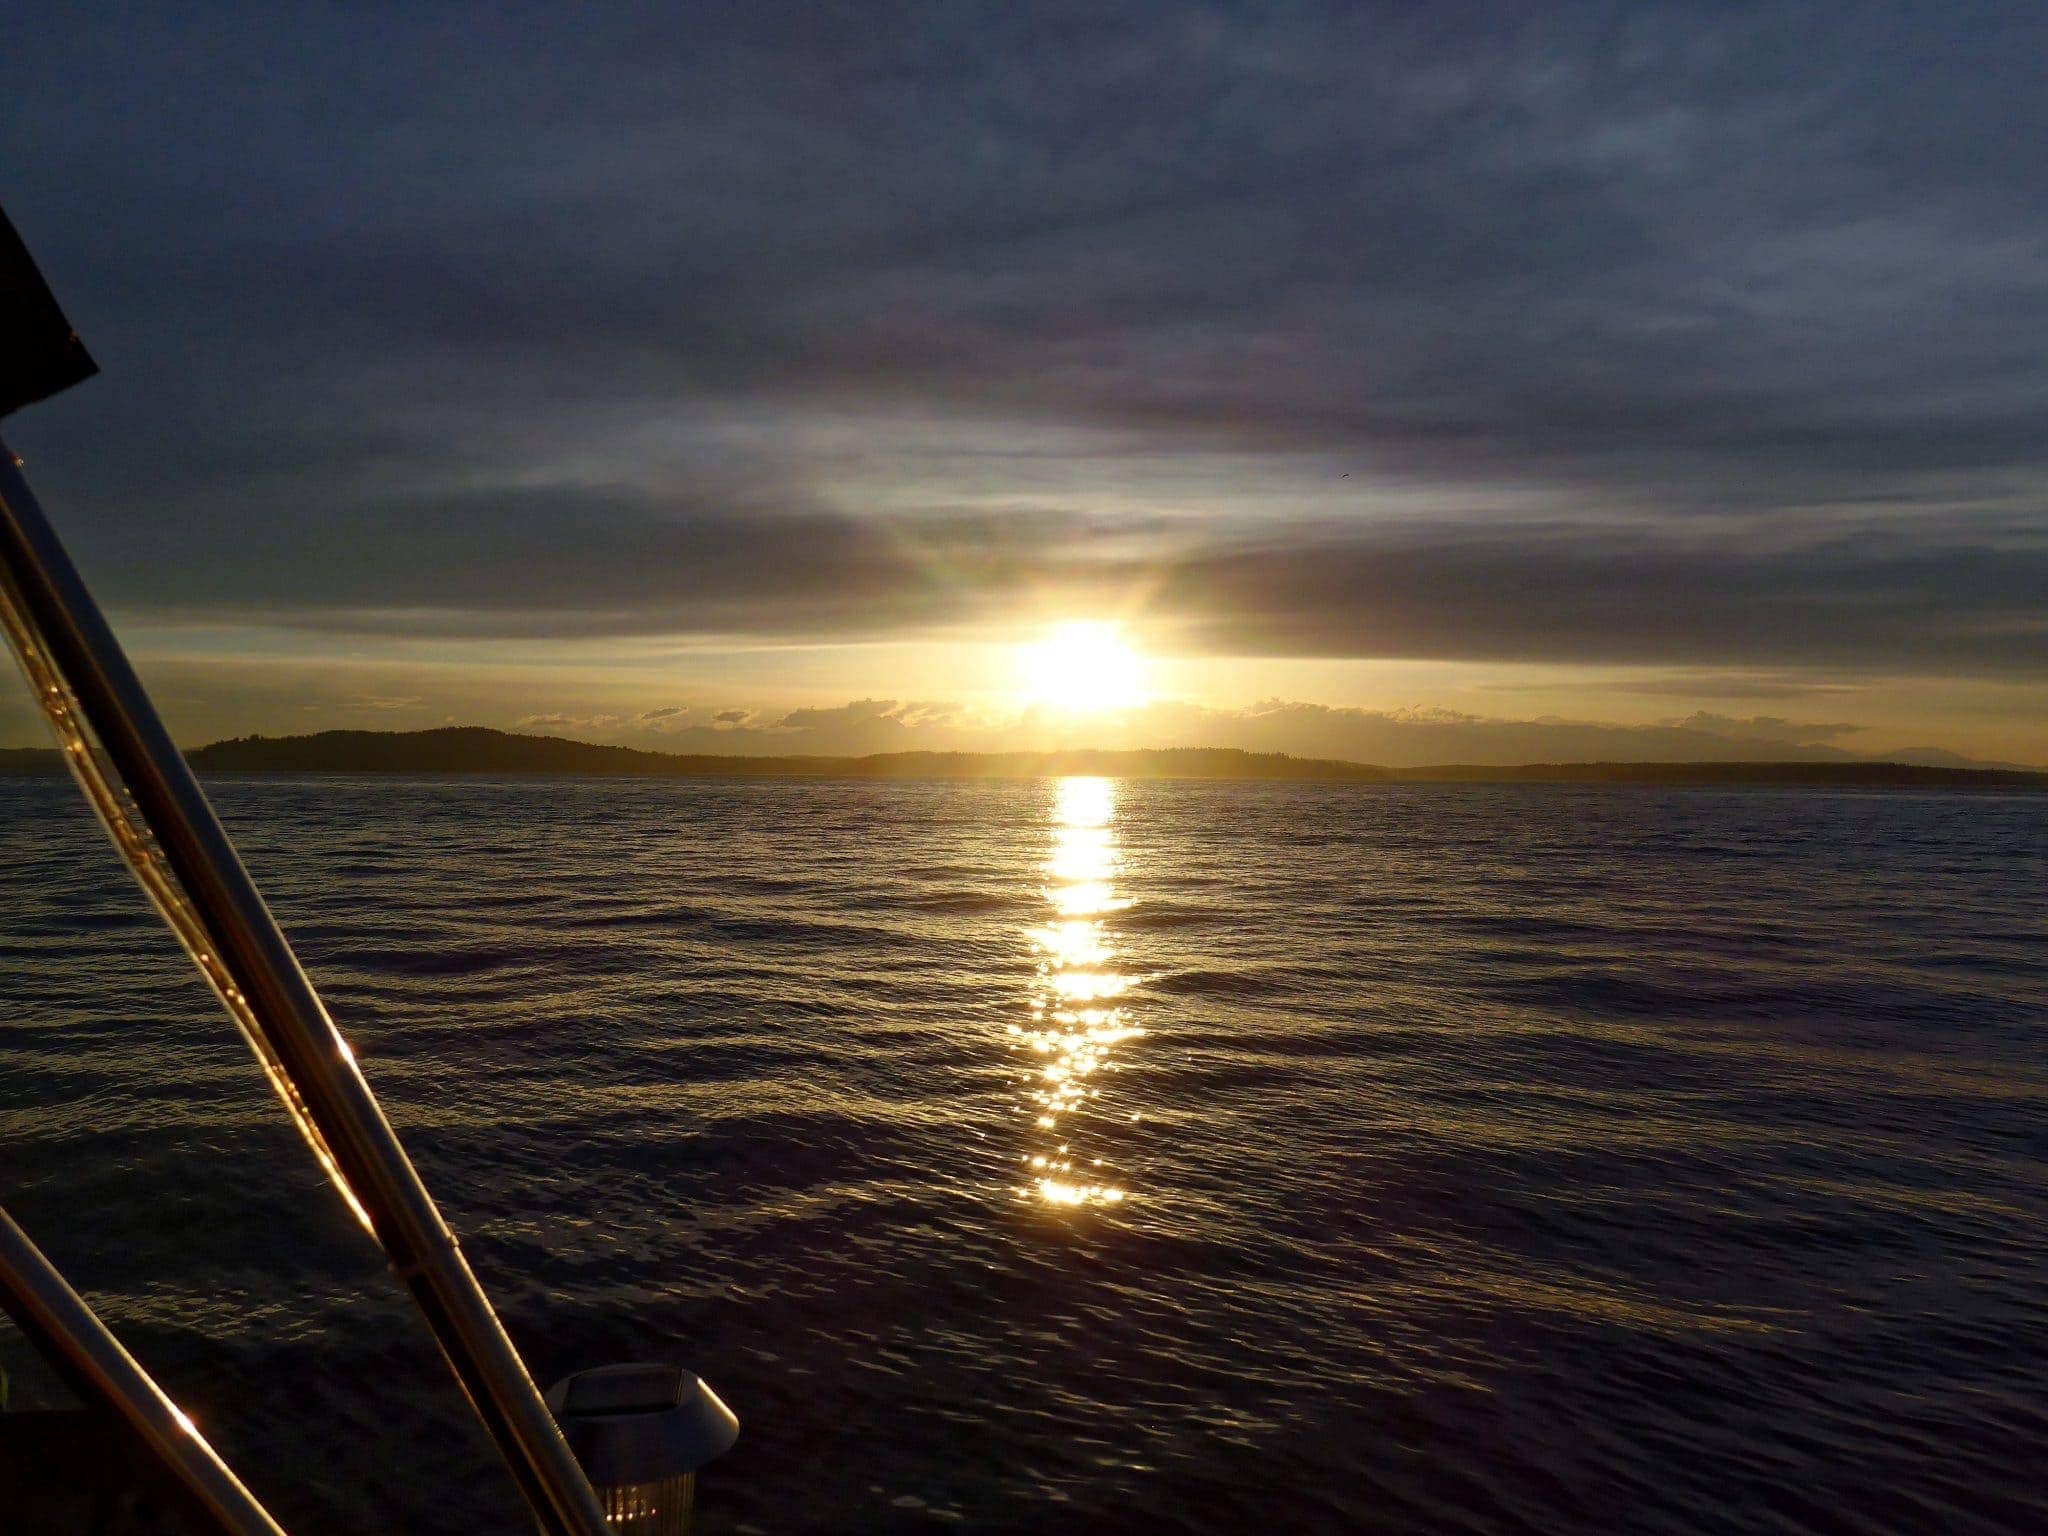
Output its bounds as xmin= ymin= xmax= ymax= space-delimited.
xmin=3 ymin=1 xmax=2045 ymax=766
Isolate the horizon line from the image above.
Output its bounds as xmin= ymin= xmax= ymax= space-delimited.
xmin=3 ymin=725 xmax=2044 ymax=786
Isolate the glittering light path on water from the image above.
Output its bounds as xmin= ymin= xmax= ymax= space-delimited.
xmin=1010 ymin=777 xmax=1139 ymax=1208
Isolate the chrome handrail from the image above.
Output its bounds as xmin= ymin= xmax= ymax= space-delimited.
xmin=0 ymin=441 xmax=612 ymax=1536
xmin=0 ymin=1202 xmax=291 ymax=1536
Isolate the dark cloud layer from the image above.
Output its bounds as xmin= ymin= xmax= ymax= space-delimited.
xmin=3 ymin=2 xmax=2045 ymax=676
xmin=50 ymin=499 xmax=2047 ymax=676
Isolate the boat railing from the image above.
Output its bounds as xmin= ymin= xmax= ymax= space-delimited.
xmin=0 ymin=203 xmax=733 ymax=1535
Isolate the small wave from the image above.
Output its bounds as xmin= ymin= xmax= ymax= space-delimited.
xmin=1121 ymin=902 xmax=1213 ymax=930
xmin=890 ymin=889 xmax=1028 ymax=915
xmin=1146 ymin=967 xmax=1282 ymax=998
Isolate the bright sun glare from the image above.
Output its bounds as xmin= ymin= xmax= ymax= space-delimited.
xmin=1018 ymin=622 xmax=1147 ymax=714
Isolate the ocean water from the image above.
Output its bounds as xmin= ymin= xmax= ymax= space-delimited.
xmin=0 ymin=774 xmax=2044 ymax=1536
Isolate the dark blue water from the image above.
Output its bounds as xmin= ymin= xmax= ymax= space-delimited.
xmin=1 ymin=775 xmax=2044 ymax=1535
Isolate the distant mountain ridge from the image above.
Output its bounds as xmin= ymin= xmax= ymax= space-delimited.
xmin=1 ymin=727 xmax=2042 ymax=788
xmin=199 ymin=730 xmax=1393 ymax=781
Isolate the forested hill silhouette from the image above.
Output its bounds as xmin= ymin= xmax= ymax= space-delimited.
xmin=3 ymin=727 xmax=2044 ymax=788
xmin=184 ymin=728 xmax=1392 ymax=781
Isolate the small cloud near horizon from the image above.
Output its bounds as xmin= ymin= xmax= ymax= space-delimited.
xmin=494 ymin=696 xmax=2025 ymax=770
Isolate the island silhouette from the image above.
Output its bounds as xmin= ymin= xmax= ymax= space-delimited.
xmin=3 ymin=727 xmax=2043 ymax=788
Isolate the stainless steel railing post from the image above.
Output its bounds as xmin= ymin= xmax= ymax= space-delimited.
xmin=0 ymin=440 xmax=612 ymax=1536
xmin=0 ymin=1202 xmax=293 ymax=1536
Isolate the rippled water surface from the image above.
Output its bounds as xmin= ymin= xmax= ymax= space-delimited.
xmin=2 ymin=775 xmax=2045 ymax=1534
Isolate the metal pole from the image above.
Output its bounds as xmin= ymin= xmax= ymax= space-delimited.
xmin=0 ymin=440 xmax=613 ymax=1536
xmin=0 ymin=1202 xmax=292 ymax=1536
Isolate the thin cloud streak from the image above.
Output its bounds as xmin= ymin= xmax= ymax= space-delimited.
xmin=500 ymin=695 xmax=2027 ymax=770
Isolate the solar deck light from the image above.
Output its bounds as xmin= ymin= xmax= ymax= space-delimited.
xmin=545 ymin=1365 xmax=739 ymax=1536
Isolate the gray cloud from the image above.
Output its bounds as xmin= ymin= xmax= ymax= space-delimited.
xmin=1487 ymin=673 xmax=1869 ymax=702
xmin=1157 ymin=517 xmax=2048 ymax=671
xmin=54 ymin=499 xmax=2044 ymax=675
xmin=1657 ymin=712 xmax=1859 ymax=745
xmin=2 ymin=1 xmax=2045 ymax=688
xmin=518 ymin=711 xmax=628 ymax=730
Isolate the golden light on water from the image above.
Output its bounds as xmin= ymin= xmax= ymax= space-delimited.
xmin=1009 ymin=776 xmax=1141 ymax=1210
xmin=1017 ymin=622 xmax=1146 ymax=714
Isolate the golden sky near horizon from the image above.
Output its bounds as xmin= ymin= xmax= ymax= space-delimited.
xmin=5 ymin=611 xmax=2039 ymax=768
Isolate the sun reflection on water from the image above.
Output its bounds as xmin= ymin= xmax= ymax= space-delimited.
xmin=1009 ymin=777 xmax=1140 ymax=1209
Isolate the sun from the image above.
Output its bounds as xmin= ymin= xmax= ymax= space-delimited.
xmin=1018 ymin=622 xmax=1147 ymax=714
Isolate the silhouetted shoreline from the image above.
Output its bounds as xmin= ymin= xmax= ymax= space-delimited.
xmin=2 ymin=727 xmax=2043 ymax=788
